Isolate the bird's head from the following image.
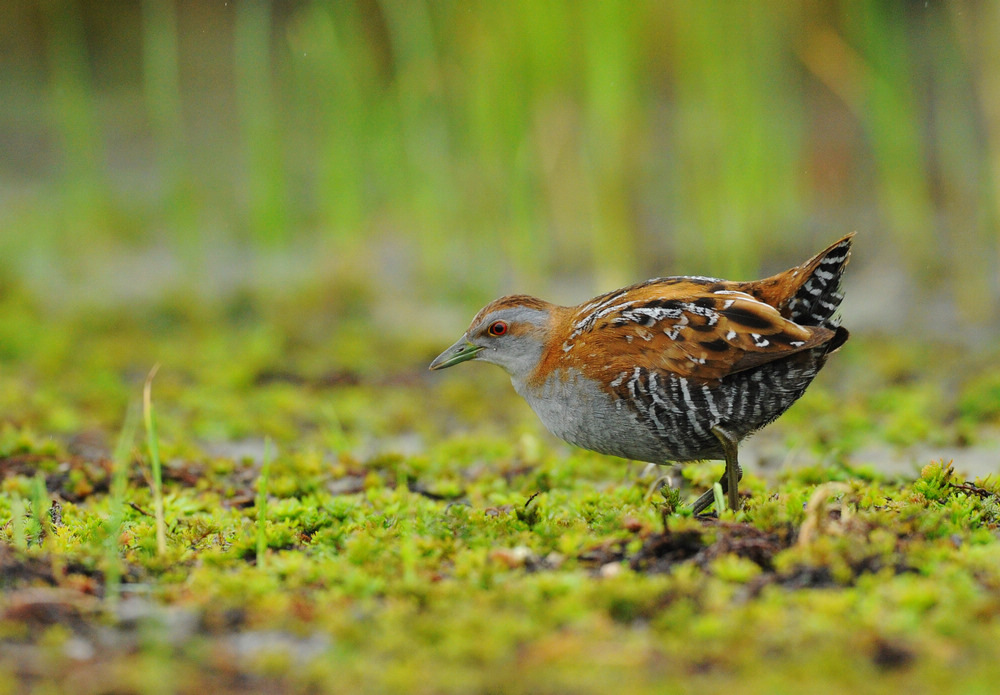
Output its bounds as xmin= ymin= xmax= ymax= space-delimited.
xmin=429 ymin=295 xmax=556 ymax=380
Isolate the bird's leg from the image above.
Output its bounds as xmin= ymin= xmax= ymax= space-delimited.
xmin=689 ymin=464 xmax=743 ymax=514
xmin=690 ymin=487 xmax=714 ymax=515
xmin=689 ymin=426 xmax=743 ymax=514
xmin=714 ymin=425 xmax=741 ymax=512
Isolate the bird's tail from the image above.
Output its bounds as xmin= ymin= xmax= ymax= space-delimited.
xmin=784 ymin=233 xmax=853 ymax=327
xmin=745 ymin=233 xmax=854 ymax=329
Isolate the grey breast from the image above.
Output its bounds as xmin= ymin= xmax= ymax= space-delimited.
xmin=513 ymin=368 xmax=710 ymax=464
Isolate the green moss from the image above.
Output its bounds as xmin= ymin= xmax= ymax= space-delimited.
xmin=3 ymin=290 xmax=1000 ymax=693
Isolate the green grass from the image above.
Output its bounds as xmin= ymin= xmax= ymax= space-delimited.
xmin=256 ymin=438 xmax=274 ymax=570
xmin=1 ymin=1 xmax=998 ymax=313
xmin=1 ymin=286 xmax=999 ymax=693
xmin=143 ymin=366 xmax=167 ymax=557
xmin=104 ymin=404 xmax=139 ymax=605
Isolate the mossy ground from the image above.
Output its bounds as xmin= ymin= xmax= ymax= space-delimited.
xmin=2 ymin=284 xmax=999 ymax=694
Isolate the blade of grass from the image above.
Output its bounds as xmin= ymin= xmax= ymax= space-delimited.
xmin=713 ymin=482 xmax=727 ymax=515
xmin=321 ymin=404 xmax=351 ymax=455
xmin=581 ymin=0 xmax=640 ymax=289
xmin=106 ymin=405 xmax=140 ymax=605
xmin=30 ymin=473 xmax=48 ymax=547
xmin=286 ymin=3 xmax=371 ymax=251
xmin=141 ymin=0 xmax=200 ymax=258
xmin=234 ymin=0 xmax=288 ymax=246
xmin=143 ymin=364 xmax=167 ymax=557
xmin=11 ymin=496 xmax=26 ymax=550
xmin=843 ymin=1 xmax=934 ymax=265
xmin=256 ymin=437 xmax=273 ymax=570
xmin=40 ymin=0 xmax=108 ymax=243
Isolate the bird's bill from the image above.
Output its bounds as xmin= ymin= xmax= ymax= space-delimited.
xmin=429 ymin=337 xmax=483 ymax=370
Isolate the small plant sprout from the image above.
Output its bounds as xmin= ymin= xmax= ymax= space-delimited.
xmin=30 ymin=473 xmax=48 ymax=546
xmin=256 ymin=437 xmax=273 ymax=569
xmin=106 ymin=405 xmax=140 ymax=604
xmin=322 ymin=404 xmax=351 ymax=454
xmin=143 ymin=364 xmax=167 ymax=556
xmin=713 ymin=482 xmax=727 ymax=514
xmin=10 ymin=496 xmax=26 ymax=550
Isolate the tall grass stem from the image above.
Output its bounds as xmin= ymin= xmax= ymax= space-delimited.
xmin=256 ymin=437 xmax=273 ymax=570
xmin=143 ymin=364 xmax=167 ymax=556
xmin=107 ymin=405 xmax=140 ymax=605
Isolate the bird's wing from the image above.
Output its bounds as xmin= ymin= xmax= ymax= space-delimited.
xmin=563 ymin=278 xmax=835 ymax=383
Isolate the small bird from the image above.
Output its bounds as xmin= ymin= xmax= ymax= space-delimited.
xmin=430 ymin=234 xmax=853 ymax=514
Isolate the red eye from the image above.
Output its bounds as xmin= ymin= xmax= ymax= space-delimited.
xmin=487 ymin=321 xmax=508 ymax=337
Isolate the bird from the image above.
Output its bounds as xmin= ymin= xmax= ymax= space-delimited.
xmin=430 ymin=234 xmax=853 ymax=514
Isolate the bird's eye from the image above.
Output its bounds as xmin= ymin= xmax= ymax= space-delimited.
xmin=487 ymin=321 xmax=508 ymax=337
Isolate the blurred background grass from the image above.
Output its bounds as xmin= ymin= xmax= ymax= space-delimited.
xmin=0 ymin=0 xmax=998 ymax=338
